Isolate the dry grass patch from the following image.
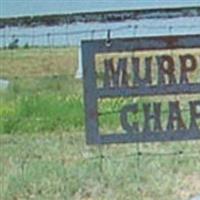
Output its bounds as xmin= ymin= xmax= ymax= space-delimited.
xmin=177 ymin=173 xmax=200 ymax=200
xmin=0 ymin=47 xmax=78 ymax=78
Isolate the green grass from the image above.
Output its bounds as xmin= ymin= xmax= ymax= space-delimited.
xmin=1 ymin=47 xmax=200 ymax=134
xmin=0 ymin=93 xmax=84 ymax=133
xmin=0 ymin=75 xmax=84 ymax=134
xmin=0 ymin=47 xmax=84 ymax=134
xmin=0 ymin=47 xmax=200 ymax=200
xmin=1 ymin=134 xmax=200 ymax=200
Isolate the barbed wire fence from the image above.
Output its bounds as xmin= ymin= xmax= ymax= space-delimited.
xmin=1 ymin=23 xmax=200 ymax=200
xmin=1 ymin=24 xmax=200 ymax=48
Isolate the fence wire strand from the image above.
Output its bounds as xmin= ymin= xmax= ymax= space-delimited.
xmin=0 ymin=24 xmax=200 ymax=49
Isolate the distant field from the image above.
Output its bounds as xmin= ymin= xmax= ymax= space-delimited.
xmin=0 ymin=47 xmax=200 ymax=200
xmin=0 ymin=47 xmax=78 ymax=78
xmin=0 ymin=47 xmax=84 ymax=134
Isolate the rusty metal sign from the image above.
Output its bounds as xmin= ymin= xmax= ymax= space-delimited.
xmin=82 ymin=34 xmax=200 ymax=144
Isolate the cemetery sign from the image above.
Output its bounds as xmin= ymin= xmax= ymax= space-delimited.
xmin=82 ymin=34 xmax=200 ymax=144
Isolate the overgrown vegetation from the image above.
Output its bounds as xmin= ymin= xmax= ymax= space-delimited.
xmin=0 ymin=47 xmax=200 ymax=200
xmin=0 ymin=48 xmax=83 ymax=134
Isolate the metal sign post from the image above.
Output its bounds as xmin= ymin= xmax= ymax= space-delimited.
xmin=82 ymin=34 xmax=200 ymax=144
